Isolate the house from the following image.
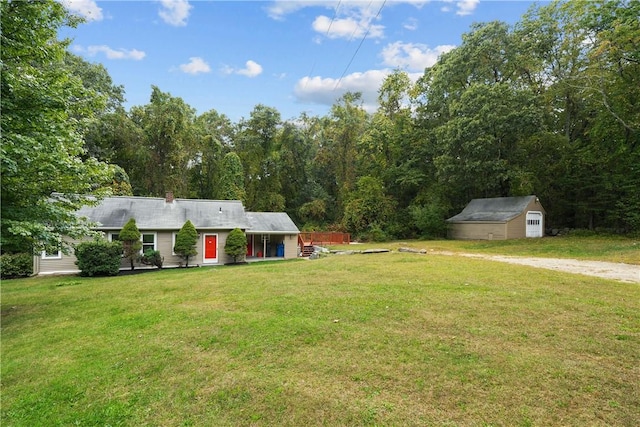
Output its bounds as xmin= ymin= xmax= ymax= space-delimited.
xmin=446 ymin=195 xmax=545 ymax=240
xmin=33 ymin=194 xmax=300 ymax=275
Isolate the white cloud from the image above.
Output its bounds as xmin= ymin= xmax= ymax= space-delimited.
xmin=60 ymin=0 xmax=103 ymax=22
xmin=222 ymin=60 xmax=263 ymax=78
xmin=381 ymin=42 xmax=455 ymax=71
xmin=294 ymin=69 xmax=391 ymax=112
xmin=456 ymin=0 xmax=479 ymax=16
xmin=158 ymin=0 xmax=192 ymax=26
xmin=238 ymin=60 xmax=263 ymax=77
xmin=82 ymin=45 xmax=146 ymax=60
xmin=403 ymin=17 xmax=418 ymax=31
xmin=312 ymin=15 xmax=384 ymax=40
xmin=179 ymin=57 xmax=211 ymax=75
xmin=266 ymin=1 xmax=334 ymax=20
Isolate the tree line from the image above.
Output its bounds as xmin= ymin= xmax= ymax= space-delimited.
xmin=2 ymin=0 xmax=638 ymax=255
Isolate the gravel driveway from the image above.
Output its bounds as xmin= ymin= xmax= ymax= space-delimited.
xmin=446 ymin=252 xmax=640 ymax=283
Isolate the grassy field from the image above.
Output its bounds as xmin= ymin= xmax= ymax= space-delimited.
xmin=2 ymin=237 xmax=639 ymax=426
xmin=334 ymin=234 xmax=640 ymax=264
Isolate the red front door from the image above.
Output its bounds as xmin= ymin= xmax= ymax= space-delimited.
xmin=246 ymin=235 xmax=253 ymax=256
xmin=204 ymin=234 xmax=217 ymax=262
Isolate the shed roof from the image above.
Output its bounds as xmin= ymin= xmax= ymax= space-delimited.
xmin=246 ymin=212 xmax=300 ymax=234
xmin=446 ymin=196 xmax=538 ymax=223
xmin=75 ymin=196 xmax=252 ymax=230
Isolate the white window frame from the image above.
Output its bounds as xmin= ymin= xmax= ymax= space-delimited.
xmin=108 ymin=232 xmax=120 ymax=242
xmin=41 ymin=248 xmax=62 ymax=260
xmin=141 ymin=232 xmax=157 ymax=254
xmin=171 ymin=232 xmax=178 ymax=256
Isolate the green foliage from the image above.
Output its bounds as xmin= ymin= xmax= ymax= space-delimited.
xmin=0 ymin=253 xmax=33 ymax=279
xmin=343 ymin=176 xmax=395 ymax=240
xmin=235 ymin=105 xmax=282 ymax=211
xmin=219 ymin=152 xmax=246 ymax=201
xmin=174 ymin=220 xmax=198 ymax=267
xmin=224 ymin=228 xmax=247 ymax=263
xmin=119 ymin=218 xmax=141 ymax=270
xmin=141 ymin=249 xmax=163 ymax=269
xmin=0 ymin=0 xmax=114 ymax=254
xmin=74 ymin=239 xmax=123 ymax=277
xmin=130 ymin=86 xmax=199 ymax=197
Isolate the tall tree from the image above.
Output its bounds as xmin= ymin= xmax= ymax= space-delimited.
xmin=318 ymin=92 xmax=369 ymax=223
xmin=235 ymin=105 xmax=284 ymax=211
xmin=218 ymin=152 xmax=246 ymax=201
xmin=130 ymin=86 xmax=198 ymax=197
xmin=190 ymin=109 xmax=233 ymax=199
xmin=1 ymin=0 xmax=113 ymax=253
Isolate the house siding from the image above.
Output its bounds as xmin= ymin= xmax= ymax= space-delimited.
xmin=506 ymin=212 xmax=526 ymax=239
xmin=36 ymin=251 xmax=80 ymax=275
xmin=448 ymin=222 xmax=507 ymax=240
xmin=284 ymin=234 xmax=298 ymax=259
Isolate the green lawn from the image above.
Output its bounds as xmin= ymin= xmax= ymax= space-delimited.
xmin=2 ymin=239 xmax=639 ymax=426
xmin=335 ymin=234 xmax=640 ymax=264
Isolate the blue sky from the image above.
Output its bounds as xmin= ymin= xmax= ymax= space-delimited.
xmin=60 ymin=0 xmax=541 ymax=122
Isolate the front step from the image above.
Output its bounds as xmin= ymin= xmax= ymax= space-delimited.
xmin=301 ymin=245 xmax=314 ymax=257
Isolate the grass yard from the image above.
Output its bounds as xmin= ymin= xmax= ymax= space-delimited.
xmin=2 ymin=238 xmax=640 ymax=426
xmin=334 ymin=234 xmax=640 ymax=265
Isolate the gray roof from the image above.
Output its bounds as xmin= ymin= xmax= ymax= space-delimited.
xmin=446 ymin=196 xmax=537 ymax=223
xmin=76 ymin=196 xmax=252 ymax=230
xmin=246 ymin=212 xmax=300 ymax=234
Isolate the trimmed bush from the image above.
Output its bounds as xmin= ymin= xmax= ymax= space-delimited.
xmin=174 ymin=220 xmax=198 ymax=267
xmin=224 ymin=228 xmax=247 ymax=264
xmin=141 ymin=249 xmax=163 ymax=269
xmin=0 ymin=253 xmax=33 ymax=279
xmin=75 ymin=239 xmax=123 ymax=277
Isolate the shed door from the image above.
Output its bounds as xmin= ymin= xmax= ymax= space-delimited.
xmin=526 ymin=211 xmax=543 ymax=238
xmin=203 ymin=234 xmax=217 ymax=262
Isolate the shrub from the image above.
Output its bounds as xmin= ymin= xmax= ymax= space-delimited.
xmin=120 ymin=218 xmax=142 ymax=270
xmin=0 ymin=253 xmax=33 ymax=279
xmin=75 ymin=239 xmax=123 ymax=277
xmin=225 ymin=228 xmax=247 ymax=264
xmin=174 ymin=220 xmax=198 ymax=267
xmin=141 ymin=249 xmax=163 ymax=269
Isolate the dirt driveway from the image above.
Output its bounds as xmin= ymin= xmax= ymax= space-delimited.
xmin=442 ymin=252 xmax=640 ymax=283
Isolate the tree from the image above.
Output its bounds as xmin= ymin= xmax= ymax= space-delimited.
xmin=224 ymin=228 xmax=247 ymax=264
xmin=1 ymin=0 xmax=113 ymax=254
xmin=218 ymin=152 xmax=246 ymax=201
xmin=190 ymin=109 xmax=233 ymax=199
xmin=119 ymin=218 xmax=142 ymax=270
xmin=343 ymin=176 xmax=395 ymax=241
xmin=130 ymin=86 xmax=199 ymax=197
xmin=174 ymin=220 xmax=198 ymax=267
xmin=235 ymin=105 xmax=283 ymax=211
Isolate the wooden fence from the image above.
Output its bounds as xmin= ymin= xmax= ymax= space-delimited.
xmin=299 ymin=232 xmax=351 ymax=245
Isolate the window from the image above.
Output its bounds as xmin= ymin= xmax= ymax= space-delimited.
xmin=171 ymin=232 xmax=177 ymax=255
xmin=142 ymin=233 xmax=156 ymax=253
xmin=41 ymin=248 xmax=62 ymax=260
xmin=111 ymin=231 xmax=156 ymax=254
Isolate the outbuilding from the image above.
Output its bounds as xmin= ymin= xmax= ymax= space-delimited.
xmin=446 ymin=195 xmax=546 ymax=240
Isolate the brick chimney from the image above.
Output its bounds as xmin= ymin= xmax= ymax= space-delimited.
xmin=165 ymin=191 xmax=174 ymax=203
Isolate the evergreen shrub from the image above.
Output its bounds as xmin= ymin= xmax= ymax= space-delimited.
xmin=75 ymin=239 xmax=123 ymax=277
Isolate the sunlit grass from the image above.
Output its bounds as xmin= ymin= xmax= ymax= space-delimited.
xmin=2 ymin=248 xmax=639 ymax=426
xmin=334 ymin=234 xmax=640 ymax=264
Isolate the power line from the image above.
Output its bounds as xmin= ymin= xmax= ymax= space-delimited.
xmin=303 ymin=1 xmax=342 ymax=90
xmin=333 ymin=0 xmax=386 ymax=91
